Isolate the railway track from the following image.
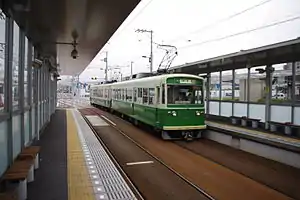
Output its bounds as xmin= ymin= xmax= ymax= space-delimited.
xmin=80 ymin=108 xmax=213 ymax=200
xmin=175 ymin=140 xmax=300 ymax=200
xmin=80 ymin=107 xmax=293 ymax=200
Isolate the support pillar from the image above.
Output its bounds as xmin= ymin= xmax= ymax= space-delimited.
xmin=246 ymin=66 xmax=250 ymax=118
xmin=219 ymin=70 xmax=222 ymax=116
xmin=206 ymin=73 xmax=210 ymax=114
xmin=291 ymin=62 xmax=296 ymax=124
xmin=232 ymin=69 xmax=235 ymax=116
xmin=265 ymin=64 xmax=273 ymax=129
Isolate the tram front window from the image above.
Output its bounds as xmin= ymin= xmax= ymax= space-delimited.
xmin=167 ymin=85 xmax=203 ymax=104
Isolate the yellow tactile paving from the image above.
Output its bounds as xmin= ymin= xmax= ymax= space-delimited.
xmin=66 ymin=110 xmax=95 ymax=200
xmin=207 ymin=120 xmax=300 ymax=144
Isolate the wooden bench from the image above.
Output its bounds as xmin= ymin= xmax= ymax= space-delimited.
xmin=2 ymin=160 xmax=33 ymax=181
xmin=17 ymin=146 xmax=40 ymax=170
xmin=0 ymin=146 xmax=41 ymax=200
xmin=1 ymin=159 xmax=34 ymax=200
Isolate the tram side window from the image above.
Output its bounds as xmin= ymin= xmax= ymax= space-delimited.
xmin=118 ymin=89 xmax=121 ymax=100
xmin=104 ymin=89 xmax=107 ymax=98
xmin=138 ymin=88 xmax=142 ymax=98
xmin=149 ymin=88 xmax=155 ymax=105
xmin=122 ymin=89 xmax=125 ymax=100
xmin=156 ymin=87 xmax=160 ymax=104
xmin=127 ymin=89 xmax=132 ymax=101
xmin=162 ymin=84 xmax=165 ymax=104
xmin=124 ymin=89 xmax=127 ymax=101
xmin=143 ymin=88 xmax=148 ymax=104
xmin=134 ymin=88 xmax=137 ymax=102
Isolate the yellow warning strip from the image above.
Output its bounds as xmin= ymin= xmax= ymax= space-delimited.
xmin=66 ymin=110 xmax=94 ymax=200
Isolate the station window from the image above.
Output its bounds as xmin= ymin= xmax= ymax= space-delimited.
xmin=149 ymin=88 xmax=155 ymax=105
xmin=272 ymin=63 xmax=292 ymax=103
xmin=234 ymin=68 xmax=247 ymax=102
xmin=142 ymin=88 xmax=148 ymax=104
xmin=12 ymin=21 xmax=20 ymax=110
xmin=249 ymin=66 xmax=266 ymax=103
xmin=209 ymin=72 xmax=220 ymax=100
xmin=24 ymin=37 xmax=29 ymax=106
xmin=221 ymin=70 xmax=233 ymax=101
xmin=0 ymin=10 xmax=6 ymax=111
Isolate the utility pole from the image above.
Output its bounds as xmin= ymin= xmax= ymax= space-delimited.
xmin=135 ymin=29 xmax=153 ymax=73
xmin=150 ymin=30 xmax=153 ymax=73
xmin=105 ymin=51 xmax=108 ymax=82
xmin=130 ymin=61 xmax=133 ymax=77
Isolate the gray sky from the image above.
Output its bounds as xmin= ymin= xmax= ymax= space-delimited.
xmin=79 ymin=0 xmax=300 ymax=82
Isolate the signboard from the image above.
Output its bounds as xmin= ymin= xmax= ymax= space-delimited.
xmin=167 ymin=77 xmax=202 ymax=85
xmin=179 ymin=79 xmax=193 ymax=84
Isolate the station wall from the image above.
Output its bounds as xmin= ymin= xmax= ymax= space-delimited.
xmin=0 ymin=10 xmax=57 ymax=176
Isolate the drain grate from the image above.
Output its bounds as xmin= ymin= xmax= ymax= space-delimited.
xmin=72 ymin=109 xmax=137 ymax=200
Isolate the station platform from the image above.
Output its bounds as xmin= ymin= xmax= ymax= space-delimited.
xmin=27 ymin=108 xmax=137 ymax=200
xmin=206 ymin=120 xmax=300 ymax=152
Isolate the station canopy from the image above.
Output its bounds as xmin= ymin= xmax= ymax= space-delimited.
xmin=2 ymin=0 xmax=140 ymax=75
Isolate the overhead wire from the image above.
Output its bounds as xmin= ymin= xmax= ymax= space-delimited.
xmin=178 ymin=15 xmax=300 ymax=50
xmin=166 ymin=0 xmax=274 ymax=43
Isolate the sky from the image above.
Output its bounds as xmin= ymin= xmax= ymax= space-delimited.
xmin=78 ymin=0 xmax=300 ymax=82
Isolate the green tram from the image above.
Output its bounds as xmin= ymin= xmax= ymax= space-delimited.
xmin=90 ymin=73 xmax=206 ymax=140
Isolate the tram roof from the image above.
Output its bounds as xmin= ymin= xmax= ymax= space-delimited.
xmin=92 ymin=73 xmax=205 ymax=87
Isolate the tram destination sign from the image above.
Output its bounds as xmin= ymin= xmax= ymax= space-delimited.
xmin=167 ymin=77 xmax=202 ymax=85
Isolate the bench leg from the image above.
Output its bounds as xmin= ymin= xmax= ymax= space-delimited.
xmin=27 ymin=165 xmax=34 ymax=183
xmin=34 ymin=153 xmax=39 ymax=170
xmin=17 ymin=179 xmax=27 ymax=200
xmin=252 ymin=121 xmax=258 ymax=129
xmin=270 ymin=124 xmax=277 ymax=132
xmin=284 ymin=126 xmax=292 ymax=135
xmin=231 ymin=118 xmax=237 ymax=125
xmin=241 ymin=119 xmax=247 ymax=127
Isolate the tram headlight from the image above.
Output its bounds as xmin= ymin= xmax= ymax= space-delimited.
xmin=172 ymin=111 xmax=177 ymax=116
xmin=168 ymin=110 xmax=177 ymax=116
xmin=196 ymin=111 xmax=204 ymax=116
